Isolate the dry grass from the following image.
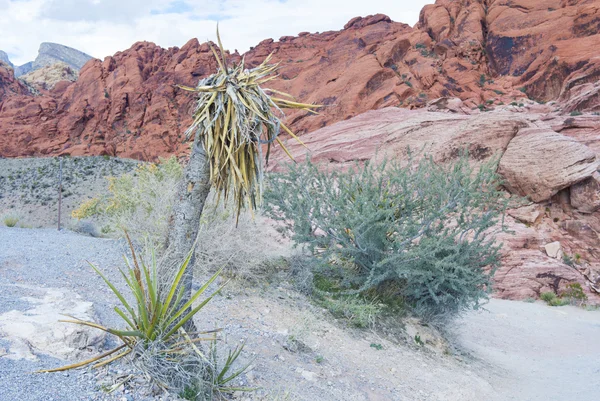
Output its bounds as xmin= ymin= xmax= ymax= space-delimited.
xmin=195 ymin=194 xmax=292 ymax=281
xmin=2 ymin=215 xmax=19 ymax=227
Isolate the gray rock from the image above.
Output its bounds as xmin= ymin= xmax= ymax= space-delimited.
xmin=0 ymin=50 xmax=12 ymax=68
xmin=13 ymin=43 xmax=92 ymax=77
xmin=14 ymin=61 xmax=33 ymax=77
xmin=33 ymin=42 xmax=92 ymax=71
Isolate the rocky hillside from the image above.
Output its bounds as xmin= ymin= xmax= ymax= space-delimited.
xmin=0 ymin=0 xmax=599 ymax=159
xmin=19 ymin=62 xmax=79 ymax=90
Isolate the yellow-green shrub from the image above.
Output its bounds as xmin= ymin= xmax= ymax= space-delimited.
xmin=72 ymin=156 xmax=183 ymax=245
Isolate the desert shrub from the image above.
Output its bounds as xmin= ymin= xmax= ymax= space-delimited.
xmin=3 ymin=215 xmax=19 ymax=227
xmin=541 ymin=291 xmax=569 ymax=306
xmin=264 ymin=154 xmax=508 ymax=321
xmin=69 ymin=219 xmax=100 ymax=237
xmin=72 ymin=156 xmax=183 ymax=245
xmin=570 ymin=110 xmax=583 ymax=116
xmin=73 ymin=157 xmax=288 ymax=277
xmin=540 ymin=292 xmax=556 ymax=303
xmin=561 ymin=283 xmax=588 ymax=305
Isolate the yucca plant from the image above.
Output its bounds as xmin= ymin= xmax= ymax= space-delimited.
xmin=177 ymin=29 xmax=320 ymax=220
xmin=38 ymin=233 xmax=226 ymax=378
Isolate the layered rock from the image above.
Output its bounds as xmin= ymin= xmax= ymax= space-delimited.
xmin=498 ymin=128 xmax=599 ymax=202
xmin=11 ymin=42 xmax=93 ymax=78
xmin=571 ymin=172 xmax=600 ymax=213
xmin=32 ymin=42 xmax=92 ymax=72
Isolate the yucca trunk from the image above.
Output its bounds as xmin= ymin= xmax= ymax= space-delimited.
xmin=162 ymin=139 xmax=212 ymax=326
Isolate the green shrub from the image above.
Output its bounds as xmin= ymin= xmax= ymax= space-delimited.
xmin=265 ymin=154 xmax=508 ymax=321
xmin=479 ymin=74 xmax=486 ymax=87
xmin=561 ymin=283 xmax=588 ymax=305
xmin=570 ymin=110 xmax=583 ymax=116
xmin=548 ymin=297 xmax=570 ymax=307
xmin=540 ymin=292 xmax=556 ymax=303
xmin=3 ymin=215 xmax=19 ymax=227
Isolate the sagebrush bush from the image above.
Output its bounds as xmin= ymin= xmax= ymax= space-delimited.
xmin=264 ymin=155 xmax=508 ymax=321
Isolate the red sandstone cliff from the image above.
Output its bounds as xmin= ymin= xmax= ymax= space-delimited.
xmin=1 ymin=0 xmax=599 ymax=159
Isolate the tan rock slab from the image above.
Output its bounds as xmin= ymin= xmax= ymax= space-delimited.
xmin=498 ymin=128 xmax=599 ymax=202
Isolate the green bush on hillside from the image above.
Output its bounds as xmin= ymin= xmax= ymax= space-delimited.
xmin=264 ymin=154 xmax=509 ymax=321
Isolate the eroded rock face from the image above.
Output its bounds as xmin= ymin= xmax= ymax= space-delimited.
xmin=1 ymin=0 xmax=600 ymax=159
xmin=571 ymin=172 xmax=600 ymax=213
xmin=0 ymin=64 xmax=29 ymax=98
xmin=0 ymin=285 xmax=105 ymax=361
xmin=268 ymin=107 xmax=526 ymax=171
xmin=498 ymin=128 xmax=599 ymax=202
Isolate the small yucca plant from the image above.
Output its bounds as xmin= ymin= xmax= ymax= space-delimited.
xmin=178 ymin=29 xmax=320 ymax=219
xmin=38 ymin=233 xmax=226 ymax=374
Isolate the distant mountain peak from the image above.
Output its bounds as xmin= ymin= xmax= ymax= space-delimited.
xmin=0 ymin=50 xmax=13 ymax=69
xmin=34 ymin=42 xmax=92 ymax=71
xmin=10 ymin=42 xmax=93 ymax=77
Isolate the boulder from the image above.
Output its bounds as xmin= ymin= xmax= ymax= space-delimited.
xmin=0 ymin=285 xmax=105 ymax=361
xmin=508 ymin=204 xmax=541 ymax=224
xmin=544 ymin=242 xmax=563 ymax=259
xmin=571 ymin=172 xmax=600 ymax=213
xmin=498 ymin=128 xmax=599 ymax=202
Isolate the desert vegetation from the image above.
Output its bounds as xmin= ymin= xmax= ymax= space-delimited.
xmin=264 ymin=155 xmax=509 ymax=322
xmin=59 ymin=28 xmax=519 ymax=396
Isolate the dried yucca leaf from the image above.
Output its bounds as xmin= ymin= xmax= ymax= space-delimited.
xmin=181 ymin=28 xmax=320 ymax=219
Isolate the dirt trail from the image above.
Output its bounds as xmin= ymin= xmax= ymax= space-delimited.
xmin=449 ymin=299 xmax=600 ymax=401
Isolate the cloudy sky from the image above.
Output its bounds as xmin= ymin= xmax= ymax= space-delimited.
xmin=0 ymin=0 xmax=432 ymax=66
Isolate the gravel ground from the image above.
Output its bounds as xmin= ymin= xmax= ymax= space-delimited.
xmin=0 ymin=227 xmax=133 ymax=401
xmin=1 ymin=226 xmax=599 ymax=401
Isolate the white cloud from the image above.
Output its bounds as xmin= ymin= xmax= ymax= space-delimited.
xmin=0 ymin=0 xmax=433 ymax=66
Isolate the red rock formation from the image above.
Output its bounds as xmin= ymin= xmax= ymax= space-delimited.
xmin=1 ymin=0 xmax=599 ymax=159
xmin=0 ymin=64 xmax=29 ymax=98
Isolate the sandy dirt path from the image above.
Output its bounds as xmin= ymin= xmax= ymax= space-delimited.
xmin=450 ymin=299 xmax=600 ymax=401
